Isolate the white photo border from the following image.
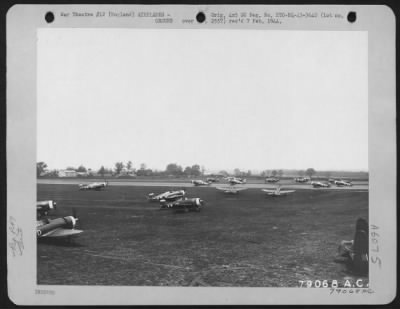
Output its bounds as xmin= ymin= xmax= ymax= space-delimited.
xmin=6 ymin=4 xmax=396 ymax=305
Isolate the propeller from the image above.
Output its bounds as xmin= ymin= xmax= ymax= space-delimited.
xmin=72 ymin=208 xmax=80 ymax=228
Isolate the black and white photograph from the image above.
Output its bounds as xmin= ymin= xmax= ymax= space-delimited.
xmin=6 ymin=4 xmax=396 ymax=305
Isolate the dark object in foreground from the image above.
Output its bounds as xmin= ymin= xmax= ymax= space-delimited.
xmin=37 ymin=200 xmax=57 ymax=218
xmin=334 ymin=217 xmax=369 ymax=276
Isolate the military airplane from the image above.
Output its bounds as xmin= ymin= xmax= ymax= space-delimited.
xmin=216 ymin=186 xmax=248 ymax=194
xmin=79 ymin=181 xmax=108 ymax=191
xmin=37 ymin=215 xmax=83 ymax=239
xmin=147 ymin=189 xmax=185 ymax=202
xmin=37 ymin=200 xmax=57 ymax=218
xmin=265 ymin=177 xmax=280 ymax=183
xmin=36 ymin=204 xmax=83 ymax=240
xmin=335 ymin=180 xmax=353 ymax=187
xmin=192 ymin=180 xmax=211 ymax=186
xmin=160 ymin=197 xmax=205 ymax=212
xmin=294 ymin=177 xmax=310 ymax=183
xmin=206 ymin=177 xmax=219 ymax=183
xmin=262 ymin=186 xmax=295 ymax=196
xmin=226 ymin=177 xmax=247 ymax=185
xmin=216 ymin=177 xmax=247 ymax=194
xmin=311 ymin=181 xmax=331 ymax=188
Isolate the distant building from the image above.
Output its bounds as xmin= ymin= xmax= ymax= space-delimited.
xmin=118 ymin=167 xmax=136 ymax=176
xmin=58 ymin=170 xmax=77 ymax=177
xmin=76 ymin=172 xmax=89 ymax=177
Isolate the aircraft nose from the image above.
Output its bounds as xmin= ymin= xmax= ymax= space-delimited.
xmin=65 ymin=216 xmax=78 ymax=229
xmin=71 ymin=217 xmax=77 ymax=228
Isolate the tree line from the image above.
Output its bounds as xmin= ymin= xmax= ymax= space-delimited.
xmin=37 ymin=161 xmax=207 ymax=178
xmin=37 ymin=161 xmax=323 ymax=179
xmin=260 ymin=168 xmax=316 ymax=179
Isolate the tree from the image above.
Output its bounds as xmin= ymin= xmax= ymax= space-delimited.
xmin=305 ymin=168 xmax=316 ymax=179
xmin=234 ymin=168 xmax=241 ymax=176
xmin=98 ymin=166 xmax=106 ymax=177
xmin=184 ymin=166 xmax=192 ymax=176
xmin=37 ymin=162 xmax=47 ymax=177
xmin=219 ymin=170 xmax=229 ymax=177
xmin=76 ymin=165 xmax=87 ymax=173
xmin=66 ymin=166 xmax=76 ymax=171
xmin=247 ymin=170 xmax=252 ymax=176
xmin=140 ymin=163 xmax=147 ymax=170
xmin=191 ymin=164 xmax=201 ymax=177
xmin=47 ymin=169 xmax=59 ymax=177
xmin=166 ymin=163 xmax=183 ymax=176
xmin=126 ymin=161 xmax=132 ymax=171
xmin=271 ymin=170 xmax=277 ymax=177
xmin=278 ymin=169 xmax=283 ymax=178
xmin=201 ymin=165 xmax=206 ymax=176
xmin=261 ymin=170 xmax=271 ymax=177
xmin=136 ymin=168 xmax=152 ymax=176
xmin=114 ymin=162 xmax=124 ymax=175
xmin=104 ymin=167 xmax=113 ymax=174
xmin=298 ymin=170 xmax=305 ymax=177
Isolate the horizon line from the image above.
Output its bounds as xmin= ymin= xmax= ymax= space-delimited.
xmin=38 ymin=163 xmax=369 ymax=174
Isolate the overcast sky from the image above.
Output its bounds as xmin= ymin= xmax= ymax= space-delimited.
xmin=37 ymin=28 xmax=368 ymax=172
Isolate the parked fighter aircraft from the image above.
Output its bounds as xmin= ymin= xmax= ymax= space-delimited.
xmin=79 ymin=181 xmax=108 ymax=190
xmin=192 ymin=180 xmax=211 ymax=186
xmin=262 ymin=186 xmax=295 ymax=196
xmin=206 ymin=177 xmax=219 ymax=183
xmin=160 ymin=198 xmax=204 ymax=212
xmin=311 ymin=181 xmax=331 ymax=188
xmin=36 ymin=205 xmax=82 ymax=240
xmin=37 ymin=215 xmax=83 ymax=239
xmin=216 ymin=186 xmax=248 ymax=194
xmin=294 ymin=177 xmax=310 ymax=183
xmin=335 ymin=180 xmax=353 ymax=187
xmin=265 ymin=177 xmax=280 ymax=183
xmin=37 ymin=200 xmax=57 ymax=218
xmin=226 ymin=177 xmax=247 ymax=185
xmin=147 ymin=190 xmax=185 ymax=202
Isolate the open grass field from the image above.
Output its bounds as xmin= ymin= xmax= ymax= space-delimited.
xmin=37 ymin=183 xmax=368 ymax=287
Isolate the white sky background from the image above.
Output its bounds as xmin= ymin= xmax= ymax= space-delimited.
xmin=37 ymin=29 xmax=368 ymax=172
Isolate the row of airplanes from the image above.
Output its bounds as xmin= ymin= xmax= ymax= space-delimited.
xmin=36 ymin=176 xmax=353 ymax=242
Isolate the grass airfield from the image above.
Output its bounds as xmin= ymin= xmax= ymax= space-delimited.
xmin=37 ymin=182 xmax=368 ymax=287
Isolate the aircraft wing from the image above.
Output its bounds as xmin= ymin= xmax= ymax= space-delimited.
xmin=216 ymin=187 xmax=247 ymax=192
xmin=41 ymin=228 xmax=83 ymax=238
xmin=262 ymin=189 xmax=276 ymax=193
xmin=216 ymin=187 xmax=230 ymax=192
xmin=232 ymin=187 xmax=248 ymax=191
xmin=280 ymin=190 xmax=295 ymax=194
